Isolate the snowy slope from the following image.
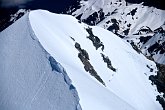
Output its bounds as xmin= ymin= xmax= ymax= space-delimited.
xmin=69 ymin=0 xmax=165 ymax=64
xmin=71 ymin=0 xmax=165 ymax=33
xmin=0 ymin=13 xmax=80 ymax=110
xmin=29 ymin=10 xmax=161 ymax=110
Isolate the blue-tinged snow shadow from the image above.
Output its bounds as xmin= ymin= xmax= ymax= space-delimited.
xmin=69 ymin=84 xmax=76 ymax=90
xmin=49 ymin=56 xmax=63 ymax=73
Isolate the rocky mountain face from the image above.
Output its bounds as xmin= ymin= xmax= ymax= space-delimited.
xmin=125 ymin=0 xmax=165 ymax=10
xmin=68 ymin=0 xmax=165 ymax=65
xmin=67 ymin=0 xmax=165 ymax=108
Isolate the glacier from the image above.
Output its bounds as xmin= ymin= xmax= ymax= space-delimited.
xmin=0 ymin=9 xmax=163 ymax=110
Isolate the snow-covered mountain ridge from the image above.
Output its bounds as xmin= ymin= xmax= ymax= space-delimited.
xmin=0 ymin=9 xmax=162 ymax=109
xmin=0 ymin=12 xmax=81 ymax=110
xmin=69 ymin=0 xmax=165 ymax=64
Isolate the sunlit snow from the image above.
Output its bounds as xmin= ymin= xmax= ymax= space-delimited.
xmin=29 ymin=10 xmax=161 ymax=110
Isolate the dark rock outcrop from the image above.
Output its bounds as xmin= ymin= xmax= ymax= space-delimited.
xmin=75 ymin=42 xmax=105 ymax=86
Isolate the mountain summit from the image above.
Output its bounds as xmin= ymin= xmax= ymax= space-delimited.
xmin=0 ymin=10 xmax=161 ymax=110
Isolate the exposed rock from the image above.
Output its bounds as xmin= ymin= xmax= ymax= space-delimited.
xmin=86 ymin=27 xmax=104 ymax=51
xmin=130 ymin=42 xmax=141 ymax=54
xmin=156 ymin=95 xmax=165 ymax=110
xmin=101 ymin=53 xmax=116 ymax=72
xmin=75 ymin=42 xmax=105 ymax=86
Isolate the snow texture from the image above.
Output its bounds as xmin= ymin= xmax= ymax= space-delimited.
xmin=29 ymin=10 xmax=161 ymax=110
xmin=0 ymin=13 xmax=81 ymax=110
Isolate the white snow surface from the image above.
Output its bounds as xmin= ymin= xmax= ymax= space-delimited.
xmin=29 ymin=10 xmax=161 ymax=110
xmin=0 ymin=13 xmax=80 ymax=110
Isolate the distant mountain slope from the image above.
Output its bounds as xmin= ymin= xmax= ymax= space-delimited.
xmin=29 ymin=10 xmax=161 ymax=110
xmin=0 ymin=12 xmax=80 ymax=110
xmin=69 ymin=0 xmax=165 ymax=64
xmin=125 ymin=0 xmax=165 ymax=10
xmin=127 ymin=24 xmax=165 ymax=64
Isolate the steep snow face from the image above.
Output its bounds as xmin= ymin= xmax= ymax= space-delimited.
xmin=69 ymin=0 xmax=165 ymax=64
xmin=0 ymin=13 xmax=80 ymax=110
xmin=29 ymin=10 xmax=161 ymax=110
